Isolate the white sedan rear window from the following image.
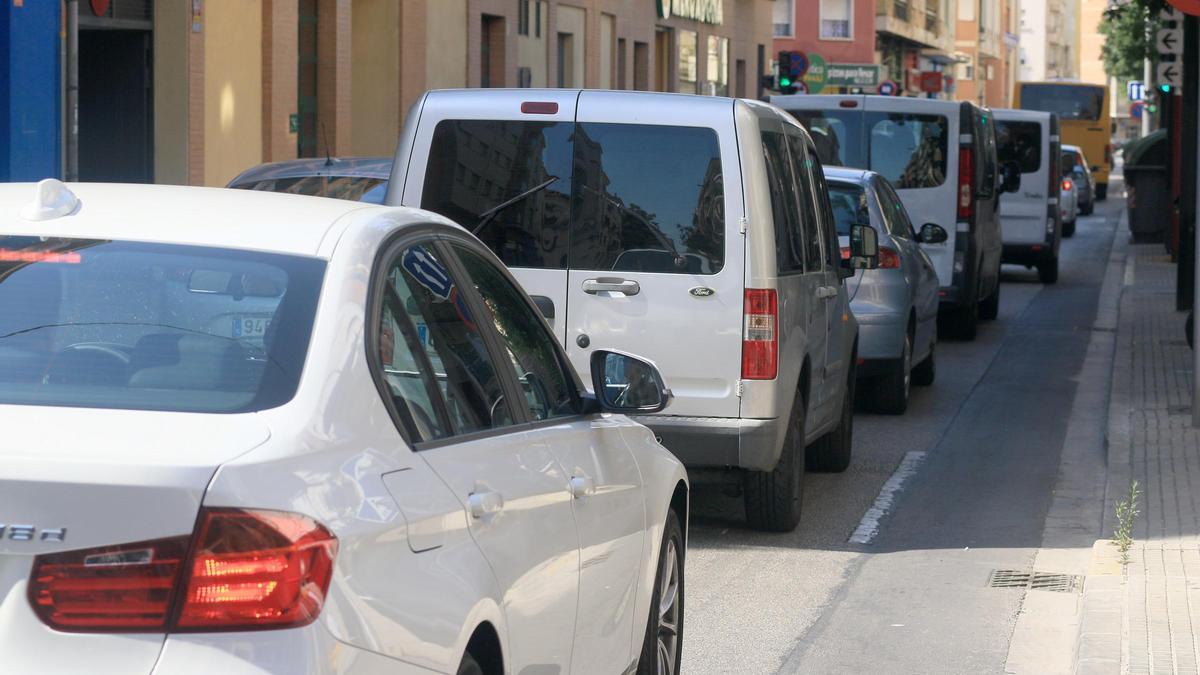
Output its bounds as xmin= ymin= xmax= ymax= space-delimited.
xmin=0 ymin=236 xmax=325 ymax=413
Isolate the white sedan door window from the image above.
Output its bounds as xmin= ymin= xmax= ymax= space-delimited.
xmin=453 ymin=244 xmax=647 ymax=673
xmin=373 ymin=239 xmax=582 ymax=673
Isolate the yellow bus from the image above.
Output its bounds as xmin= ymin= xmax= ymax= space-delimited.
xmin=1014 ymin=81 xmax=1112 ymax=200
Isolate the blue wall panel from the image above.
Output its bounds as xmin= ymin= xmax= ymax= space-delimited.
xmin=1 ymin=2 xmax=61 ymax=182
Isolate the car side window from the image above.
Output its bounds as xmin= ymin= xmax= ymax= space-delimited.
xmin=375 ymin=242 xmax=514 ymax=440
xmin=787 ymin=132 xmax=825 ymax=271
xmin=802 ymin=138 xmax=840 ymax=270
xmin=761 ymin=130 xmax=806 ymax=274
xmin=878 ymin=179 xmax=915 ymax=239
xmin=451 ymin=244 xmax=581 ymax=421
xmin=977 ymin=112 xmax=998 ymax=199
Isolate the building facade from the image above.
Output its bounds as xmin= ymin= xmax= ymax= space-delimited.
xmin=2 ymin=0 xmax=773 ymax=187
xmin=952 ymin=0 xmax=1018 ymax=107
xmin=1019 ymin=0 xmax=1079 ymax=82
xmin=873 ymin=0 xmax=958 ymax=98
xmin=772 ymin=0 xmax=878 ymax=93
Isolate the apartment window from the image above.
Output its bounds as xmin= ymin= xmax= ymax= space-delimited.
xmin=518 ymin=67 xmax=533 ymax=87
xmin=677 ymin=30 xmax=698 ymax=94
xmin=893 ymin=0 xmax=909 ymax=22
xmin=706 ymin=36 xmax=729 ymax=96
xmin=634 ymin=41 xmax=650 ymax=91
xmin=535 ymin=1 xmax=541 ymax=37
xmin=925 ymin=1 xmax=939 ymax=33
xmin=820 ymin=0 xmax=852 ymax=39
xmin=518 ymin=0 xmax=530 ymax=36
xmin=773 ymin=0 xmax=794 ymax=37
xmin=482 ymin=15 xmax=506 ymax=87
xmin=958 ymin=60 xmax=974 ymax=81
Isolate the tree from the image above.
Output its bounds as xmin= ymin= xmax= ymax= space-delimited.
xmin=1100 ymin=0 xmax=1169 ymax=82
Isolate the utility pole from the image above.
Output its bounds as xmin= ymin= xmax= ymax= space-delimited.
xmin=1144 ymin=6 xmax=1154 ymax=136
xmin=64 ymin=0 xmax=78 ymax=182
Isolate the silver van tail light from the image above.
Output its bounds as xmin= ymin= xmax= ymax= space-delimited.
xmin=29 ymin=508 xmax=337 ymax=633
xmin=742 ymin=289 xmax=778 ymax=380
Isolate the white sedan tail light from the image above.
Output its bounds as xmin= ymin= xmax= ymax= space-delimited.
xmin=29 ymin=508 xmax=337 ymax=633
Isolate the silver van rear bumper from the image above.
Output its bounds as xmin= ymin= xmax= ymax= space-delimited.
xmin=631 ymin=415 xmax=782 ymax=472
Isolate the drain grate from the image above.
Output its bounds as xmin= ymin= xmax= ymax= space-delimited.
xmin=988 ymin=570 xmax=1081 ymax=593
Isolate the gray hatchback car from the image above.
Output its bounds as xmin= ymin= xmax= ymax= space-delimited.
xmin=825 ymin=167 xmax=944 ymax=414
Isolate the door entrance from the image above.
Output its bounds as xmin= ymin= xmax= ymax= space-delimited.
xmin=77 ymin=29 xmax=153 ymax=182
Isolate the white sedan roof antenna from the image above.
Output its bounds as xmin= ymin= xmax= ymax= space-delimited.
xmin=20 ymin=179 xmax=80 ymax=221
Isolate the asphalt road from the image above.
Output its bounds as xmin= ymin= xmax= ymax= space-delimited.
xmin=682 ymin=189 xmax=1124 ymax=674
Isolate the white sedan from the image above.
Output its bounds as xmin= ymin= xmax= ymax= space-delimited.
xmin=0 ymin=180 xmax=688 ymax=675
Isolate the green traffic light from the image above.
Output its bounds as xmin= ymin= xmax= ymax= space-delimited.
xmin=780 ymin=77 xmax=792 ymax=87
xmin=1160 ymin=84 xmax=1170 ymax=93
xmin=1149 ymin=104 xmax=1158 ymax=113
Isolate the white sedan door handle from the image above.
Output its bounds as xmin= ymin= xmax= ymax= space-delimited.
xmin=568 ymin=475 xmax=595 ymax=499
xmin=468 ymin=489 xmax=503 ymax=519
xmin=816 ymin=286 xmax=839 ymax=300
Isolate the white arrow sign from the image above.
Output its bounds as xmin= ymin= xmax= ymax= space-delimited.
xmin=1157 ymin=61 xmax=1182 ymax=88
xmin=1157 ymin=27 xmax=1183 ymax=55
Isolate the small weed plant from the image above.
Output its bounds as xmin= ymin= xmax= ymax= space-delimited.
xmin=1114 ymin=480 xmax=1141 ymax=565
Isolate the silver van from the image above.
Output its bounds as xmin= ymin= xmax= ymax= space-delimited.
xmin=994 ymin=109 xmax=1062 ymax=284
xmin=387 ymin=89 xmax=877 ymax=531
xmin=771 ymin=95 xmax=1013 ymax=340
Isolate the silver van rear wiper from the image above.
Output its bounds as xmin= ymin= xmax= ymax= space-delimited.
xmin=472 ymin=176 xmax=559 ymax=235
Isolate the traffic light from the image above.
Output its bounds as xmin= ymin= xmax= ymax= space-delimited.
xmin=1159 ymin=84 xmax=1171 ymax=94
xmin=776 ymin=50 xmax=807 ymax=94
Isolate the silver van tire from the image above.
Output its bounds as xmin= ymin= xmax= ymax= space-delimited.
xmin=912 ymin=342 xmax=936 ymax=387
xmin=807 ymin=358 xmax=856 ymax=473
xmin=947 ymin=297 xmax=979 ymax=340
xmin=979 ymin=279 xmax=1000 ymax=321
xmin=1038 ymin=257 xmax=1059 ymax=284
xmin=743 ymin=392 xmax=805 ymax=532
xmin=871 ymin=333 xmax=911 ymax=415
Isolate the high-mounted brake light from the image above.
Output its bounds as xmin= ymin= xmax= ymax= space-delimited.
xmin=839 ymin=100 xmax=859 ymax=108
xmin=1061 ymin=178 xmax=1072 ymax=192
xmin=742 ymin=289 xmax=778 ymax=380
xmin=521 ymin=101 xmax=559 ymax=115
xmin=957 ymin=146 xmax=975 ymax=220
xmin=29 ymin=508 xmax=337 ymax=633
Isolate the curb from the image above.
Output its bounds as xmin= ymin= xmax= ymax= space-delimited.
xmin=1072 ymin=206 xmax=1132 ymax=675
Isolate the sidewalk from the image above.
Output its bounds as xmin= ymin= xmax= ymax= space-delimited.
xmin=1075 ymin=218 xmax=1200 ymax=675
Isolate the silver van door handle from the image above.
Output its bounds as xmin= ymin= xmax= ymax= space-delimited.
xmin=583 ymin=278 xmax=641 ymax=296
xmin=816 ymin=286 xmax=839 ymax=300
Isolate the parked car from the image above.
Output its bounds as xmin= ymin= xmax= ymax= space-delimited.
xmin=825 ymin=167 xmax=942 ymax=414
xmin=1061 ymin=169 xmax=1079 ymax=238
xmin=387 ymin=89 xmax=879 ymax=532
xmin=994 ymin=109 xmax=1062 ymax=284
xmin=0 ymin=179 xmax=690 ymax=675
xmin=772 ymin=95 xmax=1013 ymax=340
xmin=1062 ymin=144 xmax=1096 ymax=215
xmin=228 ymin=156 xmax=391 ymax=203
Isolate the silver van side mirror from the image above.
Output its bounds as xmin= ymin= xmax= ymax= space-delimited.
xmin=590 ymin=350 xmax=673 ymax=414
xmin=848 ymin=224 xmax=879 ymax=270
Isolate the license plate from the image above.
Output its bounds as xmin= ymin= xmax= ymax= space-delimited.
xmin=232 ymin=316 xmax=270 ymax=339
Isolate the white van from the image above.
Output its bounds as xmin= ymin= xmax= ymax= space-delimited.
xmin=771 ymin=95 xmax=1013 ymax=339
xmin=387 ymin=89 xmax=877 ymax=531
xmin=994 ymin=109 xmax=1062 ymax=284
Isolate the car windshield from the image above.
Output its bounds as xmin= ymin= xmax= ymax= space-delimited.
xmin=997 ymin=120 xmax=1043 ymax=174
xmin=0 ymin=237 xmax=325 ymax=413
xmin=1019 ymin=84 xmax=1105 ymax=121
xmin=236 ymin=175 xmax=388 ymax=203
xmin=786 ymin=109 xmax=949 ymax=189
xmin=826 ymin=182 xmax=869 ymax=236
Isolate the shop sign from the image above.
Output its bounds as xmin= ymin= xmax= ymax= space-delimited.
xmin=802 ymin=53 xmax=828 ymax=94
xmin=918 ymin=71 xmax=943 ymax=93
xmin=826 ymin=64 xmax=880 ymax=88
xmin=656 ymin=0 xmax=724 ymax=25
